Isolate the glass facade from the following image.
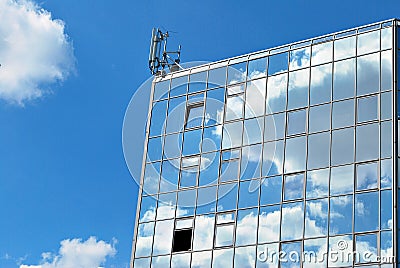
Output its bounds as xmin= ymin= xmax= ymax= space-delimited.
xmin=132 ymin=19 xmax=398 ymax=267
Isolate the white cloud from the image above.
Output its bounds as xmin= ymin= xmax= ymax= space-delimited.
xmin=20 ymin=237 xmax=116 ymax=268
xmin=0 ymin=0 xmax=75 ymax=105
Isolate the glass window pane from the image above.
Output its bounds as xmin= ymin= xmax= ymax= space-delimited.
xmin=288 ymin=68 xmax=309 ymax=109
xmin=212 ymin=248 xmax=233 ymax=268
xmin=328 ymin=235 xmax=353 ymax=266
xmin=134 ymin=257 xmax=151 ymax=268
xmin=225 ymin=95 xmax=244 ymax=121
xmin=356 ymin=123 xmax=379 ymax=162
xmin=186 ymin=104 xmax=204 ymax=129
xmin=153 ymin=219 xmax=174 ymax=255
xmin=357 ymin=53 xmax=380 ymax=96
xmin=220 ymin=159 xmax=239 ymax=183
xmin=284 ymin=136 xmax=307 ymax=173
xmin=307 ymin=132 xmax=330 ymax=170
xmin=157 ymin=192 xmax=176 ymax=220
xmin=193 ymin=215 xmax=214 ymax=250
xmin=381 ymin=27 xmax=392 ymax=50
xmin=329 ymin=195 xmax=353 ymax=235
xmin=332 ymin=99 xmax=354 ymax=129
xmin=217 ymin=183 xmax=238 ymax=212
xmin=381 ymin=231 xmax=393 ymax=262
xmin=330 ymin=165 xmax=354 ymax=195
xmin=245 ymin=78 xmax=266 ymax=118
xmin=289 ymin=47 xmax=310 ymax=70
xmin=227 ymin=62 xmax=247 ymax=85
xmin=303 ymin=238 xmax=327 ymax=267
xmin=208 ymin=67 xmax=226 ymax=88
xmin=248 ymin=57 xmax=267 ymax=79
xmin=256 ymin=243 xmax=279 ymax=267
xmin=150 ymin=100 xmax=167 ymax=136
xmin=259 ymin=206 xmax=281 ymax=243
xmin=135 ymin=222 xmax=154 ymax=257
xmin=222 ymin=121 xmax=243 ymax=149
xmin=189 ymin=71 xmax=207 ymax=93
xmin=262 ymin=140 xmax=284 ymax=176
xmin=154 ymin=79 xmax=170 ymax=101
xmin=381 ymin=50 xmax=393 ymax=91
xmin=243 ymin=117 xmax=264 ymax=145
xmin=381 ymin=159 xmax=392 ymax=189
xmin=281 ymin=202 xmax=304 ymax=240
xmin=147 ymin=137 xmax=163 ymax=162
xmin=196 ymin=186 xmax=216 ymax=214
xmin=201 ymin=126 xmax=221 ymax=153
xmin=284 ymin=173 xmax=304 ymax=200
xmin=265 ymin=113 xmax=285 ymax=142
xmin=198 ymin=152 xmax=219 ymax=186
xmin=305 ymin=198 xmax=328 ymax=238
xmin=160 ymin=159 xmax=179 ymax=192
xmin=310 ymin=63 xmax=332 ymax=105
xmin=266 ymin=73 xmax=287 ymax=113
xmin=268 ymin=52 xmax=288 ymax=75
xmin=139 ymin=195 xmax=157 ymax=223
xmin=355 ymin=191 xmax=379 ymax=232
xmin=357 ymin=95 xmax=378 ymax=122
xmin=381 ymin=121 xmax=392 ymax=158
xmin=182 ymin=129 xmax=202 ymax=156
xmin=191 ymin=251 xmax=211 ymax=267
xmin=143 ymin=163 xmax=160 ymax=195
xmin=356 ymin=162 xmax=378 ymax=190
xmin=308 ymin=104 xmax=330 ymax=133
xmin=240 ymin=144 xmax=262 ymax=180
xmin=177 ymin=189 xmax=196 ymax=217
xmin=215 ymin=224 xmax=234 ymax=247
xmin=166 ymin=96 xmax=186 ymax=134
xmin=331 ymin=128 xmax=354 ymax=166
xmin=281 ymin=241 xmax=302 ymax=267
xmin=205 ymin=88 xmax=225 ymax=126
xmin=334 ymin=36 xmax=356 ymax=60
xmin=357 ymin=30 xmax=380 ymax=55
xmin=306 ymin=168 xmax=329 ymax=199
xmin=312 ymin=42 xmax=332 ymax=65
xmin=260 ymin=175 xmax=282 ymax=205
xmin=333 ymin=58 xmax=355 ymax=100
xmin=234 ymin=245 xmax=256 ymax=267
xmin=381 ymin=190 xmax=392 ymax=230
xmin=238 ymin=180 xmax=260 ymax=208
xmin=355 ymin=233 xmax=378 ymax=264
xmin=170 ymin=75 xmax=188 ymax=97
xmin=287 ymin=109 xmax=307 ymax=136
xmin=236 ymin=208 xmax=258 ymax=246
xmin=152 ymin=255 xmax=170 ymax=268
xmin=381 ymin=91 xmax=392 ymax=120
xmin=171 ymin=253 xmax=190 ymax=268
xmin=163 ymin=133 xmax=182 ymax=159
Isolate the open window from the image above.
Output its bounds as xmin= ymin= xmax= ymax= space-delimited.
xmin=185 ymin=94 xmax=205 ymax=129
xmin=172 ymin=218 xmax=193 ymax=253
xmin=220 ymin=149 xmax=240 ymax=182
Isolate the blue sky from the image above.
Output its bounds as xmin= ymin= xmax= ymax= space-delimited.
xmin=0 ymin=0 xmax=399 ymax=267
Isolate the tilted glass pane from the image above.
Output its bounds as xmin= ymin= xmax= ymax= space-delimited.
xmin=204 ymin=87 xmax=225 ymax=126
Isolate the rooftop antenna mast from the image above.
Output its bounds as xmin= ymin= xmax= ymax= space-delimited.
xmin=149 ymin=28 xmax=182 ymax=75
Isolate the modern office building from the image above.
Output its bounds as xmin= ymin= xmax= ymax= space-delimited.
xmin=131 ymin=19 xmax=398 ymax=267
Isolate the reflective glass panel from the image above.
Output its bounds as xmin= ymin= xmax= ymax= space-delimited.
xmin=264 ymin=113 xmax=285 ymax=141
xmin=281 ymin=202 xmax=304 ymax=240
xmin=236 ymin=208 xmax=258 ymax=246
xmin=289 ymin=47 xmax=310 ymax=70
xmin=191 ymin=251 xmax=212 ymax=268
xmin=355 ymin=191 xmax=379 ymax=232
xmin=312 ymin=41 xmax=333 ymax=65
xmin=135 ymin=222 xmax=154 ymax=257
xmin=134 ymin=258 xmax=150 ymax=268
xmin=196 ymin=186 xmax=216 ymax=214
xmin=334 ymin=36 xmax=356 ymax=60
xmin=201 ymin=126 xmax=221 ymax=153
xmin=171 ymin=253 xmax=190 ymax=268
xmin=208 ymin=67 xmax=226 ymax=88
xmin=258 ymin=206 xmax=281 ymax=243
xmin=303 ymin=238 xmax=327 ymax=267
xmin=357 ymin=53 xmax=380 ymax=96
xmin=381 ymin=159 xmax=392 ymax=189
xmin=176 ymin=189 xmax=196 ymax=217
xmin=357 ymin=95 xmax=378 ymax=122
xmin=163 ymin=133 xmax=182 ymax=159
xmin=157 ymin=192 xmax=176 ymax=220
xmin=149 ymin=100 xmax=167 ymax=137
xmin=381 ymin=50 xmax=392 ymax=91
xmin=139 ymin=195 xmax=157 ymax=222
xmin=307 ymin=132 xmax=330 ymax=170
xmin=248 ymin=57 xmax=267 ymax=79
xmin=215 ymin=224 xmax=234 ymax=247
xmin=268 ymin=52 xmax=288 ymax=75
xmin=310 ymin=63 xmax=332 ymax=105
xmin=198 ymin=152 xmax=219 ymax=186
xmin=287 ymin=109 xmax=307 ymax=136
xmin=305 ymin=198 xmax=328 ymax=238
xmin=182 ymin=129 xmax=202 ymax=156
xmin=356 ymin=162 xmax=378 ymax=190
xmin=284 ymin=136 xmax=306 ymax=173
xmin=188 ymin=71 xmax=207 ymax=93
xmin=262 ymin=140 xmax=284 ymax=176
xmin=193 ymin=215 xmax=214 ymax=250
xmin=152 ymin=219 xmax=174 ymax=255
xmin=143 ymin=162 xmax=160 ymax=195
xmin=330 ymin=164 xmax=354 ymax=195
xmin=308 ymin=104 xmax=330 ymax=133
xmin=280 ymin=241 xmax=302 ymax=267
xmin=152 ymin=255 xmax=170 ymax=268
xmin=288 ymin=68 xmax=309 ymax=109
xmin=306 ymin=168 xmax=329 ymax=199
xmin=243 ymin=117 xmax=264 ymax=145
xmin=170 ymin=75 xmax=188 ymax=97
xmin=284 ymin=173 xmax=304 ymax=200
xmin=154 ymin=79 xmax=170 ymax=100
xmin=159 ymin=159 xmax=179 ymax=192
xmin=381 ymin=27 xmax=392 ymax=50
xmin=245 ymin=78 xmax=266 ymax=118
xmin=356 ymin=123 xmax=379 ymax=162
xmin=380 ymin=91 xmax=392 ymax=120
xmin=234 ymin=245 xmax=256 ymax=268
xmin=227 ymin=62 xmax=247 ymax=85
xmin=212 ymin=248 xmax=233 ymax=268
xmin=204 ymin=87 xmax=225 ymax=126
xmin=240 ymin=144 xmax=262 ymax=180
xmin=260 ymin=175 xmax=282 ymax=205
xmin=328 ymin=235 xmax=353 ymax=266
xmin=266 ymin=73 xmax=287 ymax=113
xmin=216 ymin=183 xmax=238 ymax=211
xmin=222 ymin=121 xmax=243 ymax=149
xmin=381 ymin=121 xmax=392 ymax=158
xmin=147 ymin=136 xmax=163 ymax=162
xmin=166 ymin=96 xmax=186 ymax=134
xmin=256 ymin=243 xmax=279 ymax=267
xmin=331 ymin=128 xmax=354 ymax=166
xmin=225 ymin=95 xmax=244 ymax=121
xmin=381 ymin=190 xmax=392 ymax=230
xmin=329 ymin=195 xmax=353 ymax=234
xmin=381 ymin=231 xmax=393 ymax=263
xmin=238 ymin=180 xmax=260 ymax=208
xmin=355 ymin=233 xmax=378 ymax=264
xmin=220 ymin=159 xmax=239 ymax=183
xmin=358 ymin=30 xmax=380 ymax=55
xmin=333 ymin=58 xmax=355 ymax=100
xmin=332 ymin=99 xmax=354 ymax=129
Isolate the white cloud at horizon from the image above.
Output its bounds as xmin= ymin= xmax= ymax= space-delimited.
xmin=0 ymin=0 xmax=75 ymax=105
xmin=19 ymin=237 xmax=116 ymax=268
